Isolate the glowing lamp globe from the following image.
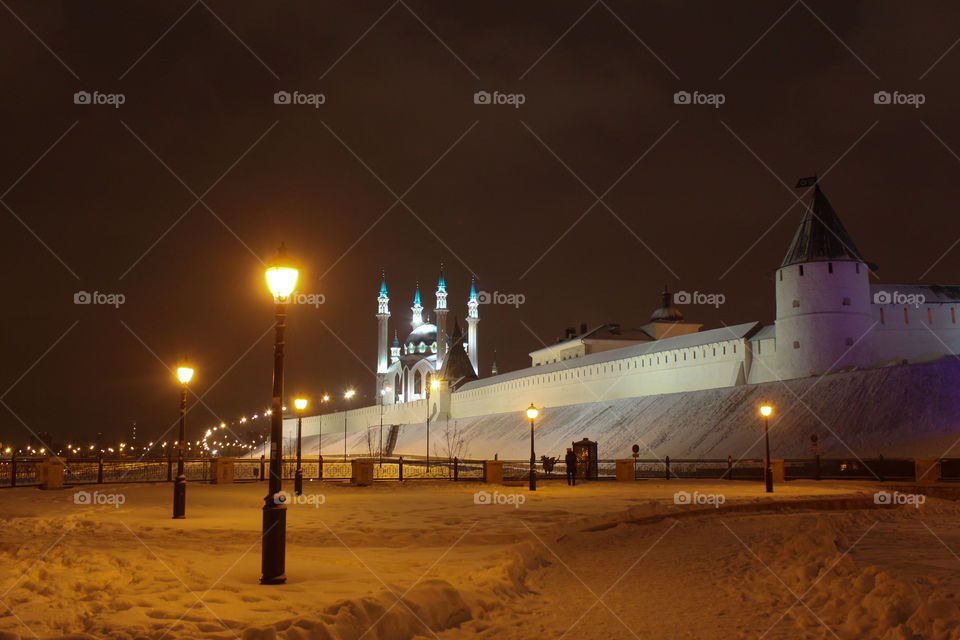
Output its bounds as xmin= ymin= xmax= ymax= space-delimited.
xmin=345 ymin=389 xmax=356 ymax=399
xmin=265 ymin=243 xmax=299 ymax=299
xmin=430 ymin=378 xmax=440 ymax=390
xmin=294 ymin=398 xmax=308 ymax=411
xmin=176 ymin=366 xmax=194 ymax=384
xmin=760 ymin=404 xmax=773 ymax=418
xmin=526 ymin=404 xmax=539 ymax=420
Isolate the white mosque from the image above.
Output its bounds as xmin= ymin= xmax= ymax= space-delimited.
xmin=292 ymin=180 xmax=960 ymax=451
xmin=375 ymin=268 xmax=480 ymax=405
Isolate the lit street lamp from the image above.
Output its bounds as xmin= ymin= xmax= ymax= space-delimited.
xmin=343 ymin=389 xmax=355 ymax=460
xmin=760 ymin=403 xmax=773 ymax=493
xmin=261 ymin=242 xmax=299 ymax=585
xmin=426 ymin=378 xmax=439 ymax=469
xmin=526 ymin=404 xmax=538 ymax=491
xmin=379 ymin=385 xmax=391 ymax=465
xmin=293 ymin=398 xmax=307 ymax=496
xmin=173 ymin=365 xmax=194 ymax=519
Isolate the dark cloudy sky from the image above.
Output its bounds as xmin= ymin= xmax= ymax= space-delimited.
xmin=2 ymin=0 xmax=960 ymax=448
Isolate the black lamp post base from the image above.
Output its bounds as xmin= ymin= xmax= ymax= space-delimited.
xmin=260 ymin=498 xmax=287 ymax=585
xmin=173 ymin=476 xmax=186 ymax=519
xmin=294 ymin=470 xmax=303 ymax=496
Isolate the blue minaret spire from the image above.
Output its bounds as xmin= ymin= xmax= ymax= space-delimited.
xmin=411 ymin=281 xmax=424 ymax=329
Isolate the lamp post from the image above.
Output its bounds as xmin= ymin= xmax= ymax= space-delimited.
xmin=760 ymin=403 xmax=773 ymax=493
xmin=173 ymin=365 xmax=194 ymax=519
xmin=319 ymin=394 xmax=329 ymax=460
xmin=379 ymin=385 xmax=391 ymax=465
xmin=426 ymin=378 xmax=439 ymax=469
xmin=526 ymin=404 xmax=538 ymax=491
xmin=343 ymin=389 xmax=355 ymax=460
xmin=293 ymin=398 xmax=307 ymax=496
xmin=261 ymin=242 xmax=299 ymax=585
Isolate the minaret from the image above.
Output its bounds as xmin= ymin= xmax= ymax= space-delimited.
xmin=466 ymin=277 xmax=479 ymax=375
xmin=411 ymin=282 xmax=424 ymax=329
xmin=376 ymin=273 xmax=390 ymax=385
xmin=390 ymin=330 xmax=401 ymax=364
xmin=435 ymin=264 xmax=449 ymax=369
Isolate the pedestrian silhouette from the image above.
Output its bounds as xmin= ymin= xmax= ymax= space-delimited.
xmin=564 ymin=448 xmax=577 ymax=486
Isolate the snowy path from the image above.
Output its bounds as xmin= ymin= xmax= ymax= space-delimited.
xmin=0 ymin=481 xmax=957 ymax=639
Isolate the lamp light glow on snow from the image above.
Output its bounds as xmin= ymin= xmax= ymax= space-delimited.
xmin=176 ymin=366 xmax=194 ymax=384
xmin=526 ymin=404 xmax=539 ymax=420
xmin=294 ymin=398 xmax=307 ymax=411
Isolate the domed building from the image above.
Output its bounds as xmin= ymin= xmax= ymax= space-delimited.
xmin=376 ymin=267 xmax=480 ymax=404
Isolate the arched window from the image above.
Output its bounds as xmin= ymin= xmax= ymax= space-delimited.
xmin=415 ymin=370 xmax=422 ymax=395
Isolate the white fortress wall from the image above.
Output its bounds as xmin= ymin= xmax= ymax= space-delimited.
xmin=292 ymin=323 xmax=761 ymax=440
xmin=869 ymin=284 xmax=960 ymax=364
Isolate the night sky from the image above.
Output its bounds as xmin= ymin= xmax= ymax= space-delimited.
xmin=2 ymin=1 xmax=959 ymax=447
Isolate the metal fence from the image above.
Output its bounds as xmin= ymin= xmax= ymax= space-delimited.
xmin=1 ymin=455 xmax=957 ymax=487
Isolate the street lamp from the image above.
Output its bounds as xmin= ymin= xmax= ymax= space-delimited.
xmin=760 ymin=403 xmax=773 ymax=493
xmin=526 ymin=404 xmax=538 ymax=491
xmin=261 ymin=242 xmax=299 ymax=585
xmin=343 ymin=389 xmax=355 ymax=460
xmin=173 ymin=365 xmax=194 ymax=519
xmin=379 ymin=385 xmax=391 ymax=465
xmin=293 ymin=398 xmax=307 ymax=496
xmin=426 ymin=378 xmax=439 ymax=469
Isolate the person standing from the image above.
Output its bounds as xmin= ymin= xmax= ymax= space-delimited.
xmin=564 ymin=448 xmax=577 ymax=486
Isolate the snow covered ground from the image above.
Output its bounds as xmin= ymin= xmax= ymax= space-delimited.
xmin=1 ymin=480 xmax=959 ymax=639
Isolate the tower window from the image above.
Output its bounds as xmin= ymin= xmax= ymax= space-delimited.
xmin=842 ymin=297 xmax=851 ymax=306
xmin=846 ymin=337 xmax=854 ymax=346
xmin=904 ymin=308 xmax=909 ymax=324
xmin=880 ymin=308 xmax=885 ymax=324
xmin=856 ymin=263 xmax=861 ymax=274
xmin=793 ymin=341 xmax=800 ymax=349
xmin=828 ymin=262 xmax=833 ymax=273
xmin=952 ymin=308 xmax=956 ymax=324
xmin=799 ymin=265 xmax=804 ymax=276
xmin=928 ymin=308 xmax=933 ymax=324
xmin=778 ymin=270 xmax=783 ymax=281
xmin=793 ymin=300 xmax=800 ymax=308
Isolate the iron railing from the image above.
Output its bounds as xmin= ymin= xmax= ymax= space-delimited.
xmin=1 ymin=455 xmax=956 ymax=487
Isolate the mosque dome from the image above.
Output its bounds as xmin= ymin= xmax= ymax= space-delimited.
xmin=404 ymin=323 xmax=438 ymax=354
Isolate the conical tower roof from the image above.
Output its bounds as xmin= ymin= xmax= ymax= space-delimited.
xmin=781 ymin=184 xmax=872 ymax=268
xmin=439 ymin=317 xmax=478 ymax=387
